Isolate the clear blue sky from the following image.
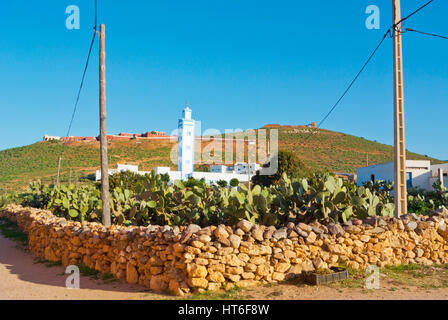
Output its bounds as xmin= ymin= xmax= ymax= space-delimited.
xmin=0 ymin=0 xmax=447 ymax=160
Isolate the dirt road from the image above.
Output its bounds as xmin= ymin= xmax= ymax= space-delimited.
xmin=0 ymin=235 xmax=167 ymax=300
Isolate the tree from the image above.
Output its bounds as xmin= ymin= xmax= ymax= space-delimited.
xmin=216 ymin=180 xmax=228 ymax=188
xmin=252 ymin=149 xmax=309 ymax=187
xmin=229 ymin=178 xmax=240 ymax=187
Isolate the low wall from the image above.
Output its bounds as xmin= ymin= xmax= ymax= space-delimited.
xmin=1 ymin=204 xmax=448 ymax=296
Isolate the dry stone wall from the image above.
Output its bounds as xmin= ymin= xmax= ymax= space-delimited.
xmin=1 ymin=204 xmax=448 ymax=296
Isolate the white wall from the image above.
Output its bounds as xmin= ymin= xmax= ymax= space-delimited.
xmin=430 ymin=163 xmax=448 ymax=189
xmin=357 ymin=162 xmax=394 ymax=186
xmin=192 ymin=172 xmax=252 ymax=184
xmin=154 ymin=167 xmax=171 ymax=175
xmin=210 ymin=165 xmax=228 ymax=173
xmin=116 ymin=164 xmax=139 ymax=172
xmin=357 ymin=160 xmax=431 ymax=190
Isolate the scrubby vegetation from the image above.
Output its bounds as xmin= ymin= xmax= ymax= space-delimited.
xmin=408 ymin=182 xmax=448 ymax=215
xmin=5 ymin=170 xmax=403 ymax=228
xmin=0 ymin=126 xmax=442 ymax=191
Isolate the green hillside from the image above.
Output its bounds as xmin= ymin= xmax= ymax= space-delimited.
xmin=0 ymin=126 xmax=443 ymax=192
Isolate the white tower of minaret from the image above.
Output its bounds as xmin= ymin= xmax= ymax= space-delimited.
xmin=177 ymin=104 xmax=195 ymax=179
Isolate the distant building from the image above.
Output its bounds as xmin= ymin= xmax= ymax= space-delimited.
xmin=357 ymin=160 xmax=447 ymax=191
xmin=430 ymin=163 xmax=448 ymax=189
xmin=43 ymin=135 xmax=61 ymax=141
xmin=177 ymin=106 xmax=195 ymax=180
xmin=46 ymin=131 xmax=168 ymax=143
xmin=95 ymin=164 xmax=142 ymax=181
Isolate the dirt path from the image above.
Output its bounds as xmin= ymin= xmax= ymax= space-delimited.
xmin=0 ymin=235 xmax=169 ymax=300
xmin=232 ymin=280 xmax=448 ymax=300
xmin=2 ymin=233 xmax=448 ymax=300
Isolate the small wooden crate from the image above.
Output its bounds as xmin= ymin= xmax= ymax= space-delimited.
xmin=302 ymin=267 xmax=349 ymax=285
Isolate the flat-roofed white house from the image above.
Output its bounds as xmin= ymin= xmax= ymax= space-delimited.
xmin=357 ymin=160 xmax=447 ymax=191
xmin=95 ymin=164 xmax=142 ymax=181
xmin=430 ymin=163 xmax=448 ymax=188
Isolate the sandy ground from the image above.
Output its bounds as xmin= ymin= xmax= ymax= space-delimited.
xmin=237 ymin=280 xmax=448 ymax=300
xmin=2 ymin=233 xmax=448 ymax=300
xmin=0 ymin=235 xmax=169 ymax=300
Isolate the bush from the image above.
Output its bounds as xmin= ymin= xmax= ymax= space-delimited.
xmin=252 ymin=149 xmax=309 ymax=187
xmin=216 ymin=180 xmax=228 ymax=188
xmin=408 ymin=182 xmax=447 ymax=215
xmin=229 ymin=178 xmax=239 ymax=187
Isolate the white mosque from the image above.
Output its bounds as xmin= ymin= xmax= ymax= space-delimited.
xmin=154 ymin=105 xmax=260 ymax=184
xmin=97 ymin=105 xmax=260 ymax=184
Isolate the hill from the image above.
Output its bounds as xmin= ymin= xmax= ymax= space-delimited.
xmin=0 ymin=125 xmax=443 ymax=191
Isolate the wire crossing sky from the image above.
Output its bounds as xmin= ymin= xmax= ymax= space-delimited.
xmin=0 ymin=0 xmax=447 ymax=160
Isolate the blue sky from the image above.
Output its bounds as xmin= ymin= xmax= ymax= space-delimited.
xmin=0 ymin=0 xmax=447 ymax=160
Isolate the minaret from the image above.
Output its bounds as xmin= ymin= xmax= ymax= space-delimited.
xmin=177 ymin=103 xmax=195 ymax=179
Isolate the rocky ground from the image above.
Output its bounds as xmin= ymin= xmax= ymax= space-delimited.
xmin=2 ymin=231 xmax=448 ymax=300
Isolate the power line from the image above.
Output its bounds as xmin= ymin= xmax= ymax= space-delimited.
xmin=316 ymin=30 xmax=390 ymax=130
xmin=301 ymin=29 xmax=390 ymax=143
xmin=304 ymin=0 xmax=436 ymax=143
xmin=56 ymin=0 xmax=98 ymax=185
xmin=65 ymin=0 xmax=98 ymax=137
xmin=405 ymin=27 xmax=448 ymax=40
xmin=65 ymin=32 xmax=97 ymax=138
xmin=395 ymin=0 xmax=434 ymax=26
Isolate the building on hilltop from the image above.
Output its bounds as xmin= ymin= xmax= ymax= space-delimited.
xmin=46 ymin=131 xmax=168 ymax=143
xmin=43 ymin=135 xmax=61 ymax=141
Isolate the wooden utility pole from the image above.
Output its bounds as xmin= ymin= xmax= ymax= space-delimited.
xmin=99 ymin=24 xmax=111 ymax=226
xmin=56 ymin=155 xmax=62 ymax=186
xmin=248 ymin=163 xmax=251 ymax=191
xmin=393 ymin=0 xmax=407 ymax=217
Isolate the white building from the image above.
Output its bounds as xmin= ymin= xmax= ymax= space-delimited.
xmin=43 ymin=135 xmax=61 ymax=141
xmin=210 ymin=165 xmax=232 ymax=173
xmin=210 ymin=163 xmax=261 ymax=175
xmin=430 ymin=163 xmax=448 ymax=188
xmin=177 ymin=106 xmax=195 ymax=180
xmin=95 ymin=164 xmax=141 ymax=181
xmin=234 ymin=163 xmax=261 ymax=175
xmin=357 ymin=160 xmax=447 ymax=191
xmin=154 ymin=105 xmax=260 ymax=184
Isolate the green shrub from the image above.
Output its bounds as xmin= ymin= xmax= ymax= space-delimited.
xmin=216 ymin=180 xmax=228 ymax=188
xmin=20 ymin=171 xmax=399 ymax=227
xmin=229 ymin=178 xmax=240 ymax=187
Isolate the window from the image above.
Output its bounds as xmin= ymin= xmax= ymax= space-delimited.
xmin=406 ymin=172 xmax=413 ymax=189
xmin=371 ymin=174 xmax=375 ymax=182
